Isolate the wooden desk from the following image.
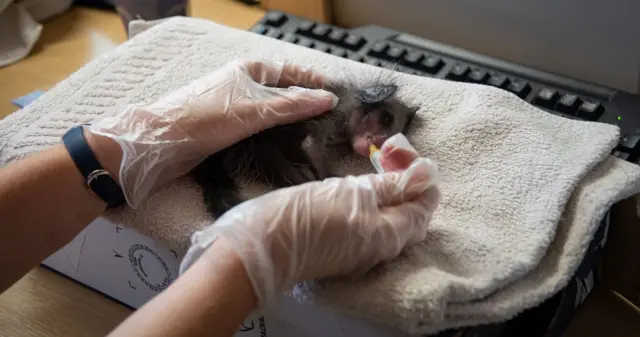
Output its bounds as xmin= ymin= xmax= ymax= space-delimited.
xmin=0 ymin=1 xmax=264 ymax=335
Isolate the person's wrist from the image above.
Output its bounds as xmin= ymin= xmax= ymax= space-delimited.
xmin=83 ymin=129 xmax=123 ymax=184
xmin=199 ymin=236 xmax=259 ymax=309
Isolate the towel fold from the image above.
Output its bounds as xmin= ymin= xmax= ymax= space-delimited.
xmin=0 ymin=0 xmax=73 ymax=67
xmin=0 ymin=0 xmax=42 ymax=67
xmin=1 ymin=17 xmax=639 ymax=335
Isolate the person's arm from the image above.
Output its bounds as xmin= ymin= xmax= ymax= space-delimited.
xmin=107 ymin=237 xmax=258 ymax=337
xmin=0 ymin=60 xmax=335 ymax=293
xmin=0 ymin=131 xmax=121 ymax=293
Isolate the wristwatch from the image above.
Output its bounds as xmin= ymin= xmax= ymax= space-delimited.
xmin=62 ymin=124 xmax=126 ymax=209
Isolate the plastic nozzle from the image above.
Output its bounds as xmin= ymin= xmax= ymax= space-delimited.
xmin=369 ymin=143 xmax=384 ymax=173
xmin=369 ymin=143 xmax=379 ymax=156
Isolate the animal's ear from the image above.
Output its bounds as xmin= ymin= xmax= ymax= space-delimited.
xmin=409 ymin=107 xmax=420 ymax=120
xmin=356 ymin=84 xmax=398 ymax=104
xmin=407 ymin=106 xmax=419 ymax=124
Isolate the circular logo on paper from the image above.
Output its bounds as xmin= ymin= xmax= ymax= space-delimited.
xmin=128 ymin=244 xmax=174 ymax=292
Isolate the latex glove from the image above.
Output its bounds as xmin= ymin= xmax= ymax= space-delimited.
xmin=87 ymin=59 xmax=338 ymax=208
xmin=179 ymin=133 xmax=441 ymax=306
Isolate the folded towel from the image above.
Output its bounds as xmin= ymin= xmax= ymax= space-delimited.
xmin=2 ymin=17 xmax=639 ymax=335
xmin=0 ymin=0 xmax=74 ymax=67
xmin=0 ymin=0 xmax=42 ymax=68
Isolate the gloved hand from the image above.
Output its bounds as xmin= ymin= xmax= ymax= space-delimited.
xmin=87 ymin=59 xmax=338 ymax=208
xmin=179 ymin=133 xmax=441 ymax=306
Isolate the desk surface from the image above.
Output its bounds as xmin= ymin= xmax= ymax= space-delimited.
xmin=0 ymin=1 xmax=264 ymax=335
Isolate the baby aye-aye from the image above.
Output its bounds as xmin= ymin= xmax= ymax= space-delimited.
xmin=191 ymin=80 xmax=418 ymax=218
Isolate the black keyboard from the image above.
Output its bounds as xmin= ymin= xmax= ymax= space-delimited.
xmin=250 ymin=11 xmax=640 ymax=165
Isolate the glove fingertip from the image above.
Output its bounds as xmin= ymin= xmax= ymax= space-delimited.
xmin=288 ymin=86 xmax=338 ymax=106
xmin=412 ymin=157 xmax=440 ymax=185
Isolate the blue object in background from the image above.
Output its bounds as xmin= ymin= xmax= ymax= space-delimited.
xmin=12 ymin=90 xmax=46 ymax=109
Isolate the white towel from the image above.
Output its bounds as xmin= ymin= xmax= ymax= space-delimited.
xmin=0 ymin=0 xmax=73 ymax=67
xmin=1 ymin=17 xmax=639 ymax=335
xmin=0 ymin=0 xmax=42 ymax=67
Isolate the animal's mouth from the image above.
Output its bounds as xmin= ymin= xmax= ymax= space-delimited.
xmin=352 ymin=134 xmax=384 ymax=157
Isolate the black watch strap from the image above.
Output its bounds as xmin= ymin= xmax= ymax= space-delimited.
xmin=62 ymin=124 xmax=126 ymax=209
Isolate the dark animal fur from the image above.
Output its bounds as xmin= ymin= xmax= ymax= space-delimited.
xmin=191 ymin=80 xmax=418 ymax=218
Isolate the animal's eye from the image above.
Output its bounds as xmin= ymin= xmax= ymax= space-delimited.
xmin=380 ymin=111 xmax=394 ymax=127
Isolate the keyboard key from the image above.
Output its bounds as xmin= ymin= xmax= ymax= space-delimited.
xmin=487 ymin=74 xmax=510 ymax=88
xmin=397 ymin=66 xmax=415 ymax=74
xmin=382 ymin=61 xmax=402 ymax=70
xmin=281 ymin=33 xmax=299 ymax=44
xmin=576 ymin=100 xmax=605 ymax=121
xmin=403 ymin=51 xmax=424 ymax=65
xmin=613 ymin=149 xmax=630 ymax=160
xmin=363 ymin=57 xmax=382 ymax=67
xmin=548 ymin=110 xmax=578 ymax=120
xmin=620 ymin=135 xmax=640 ymax=150
xmin=265 ymin=11 xmax=287 ymax=27
xmin=330 ymin=48 xmax=348 ymax=58
xmin=368 ymin=42 xmax=388 ymax=56
xmin=555 ymin=94 xmax=581 ymax=114
xmin=314 ymin=44 xmax=331 ymax=53
xmin=386 ymin=47 xmax=405 ymax=59
xmin=421 ymin=56 xmax=444 ymax=74
xmin=266 ymin=30 xmax=283 ymax=39
xmin=533 ymin=88 xmax=560 ymax=108
xmin=343 ymin=34 xmax=367 ymax=50
xmin=311 ymin=24 xmax=332 ymax=38
xmin=328 ymin=29 xmax=347 ymax=43
xmin=446 ymin=64 xmax=469 ymax=80
xmin=296 ymin=21 xmax=316 ymax=34
xmin=506 ymin=79 xmax=531 ymax=98
xmin=412 ymin=70 xmax=426 ymax=76
xmin=252 ymin=24 xmax=268 ymax=34
xmin=467 ymin=69 xmax=489 ymax=83
xmin=396 ymin=65 xmax=423 ymax=76
xmin=297 ymin=38 xmax=315 ymax=48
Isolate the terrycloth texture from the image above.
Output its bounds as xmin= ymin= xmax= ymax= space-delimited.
xmin=2 ymin=17 xmax=640 ymax=335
